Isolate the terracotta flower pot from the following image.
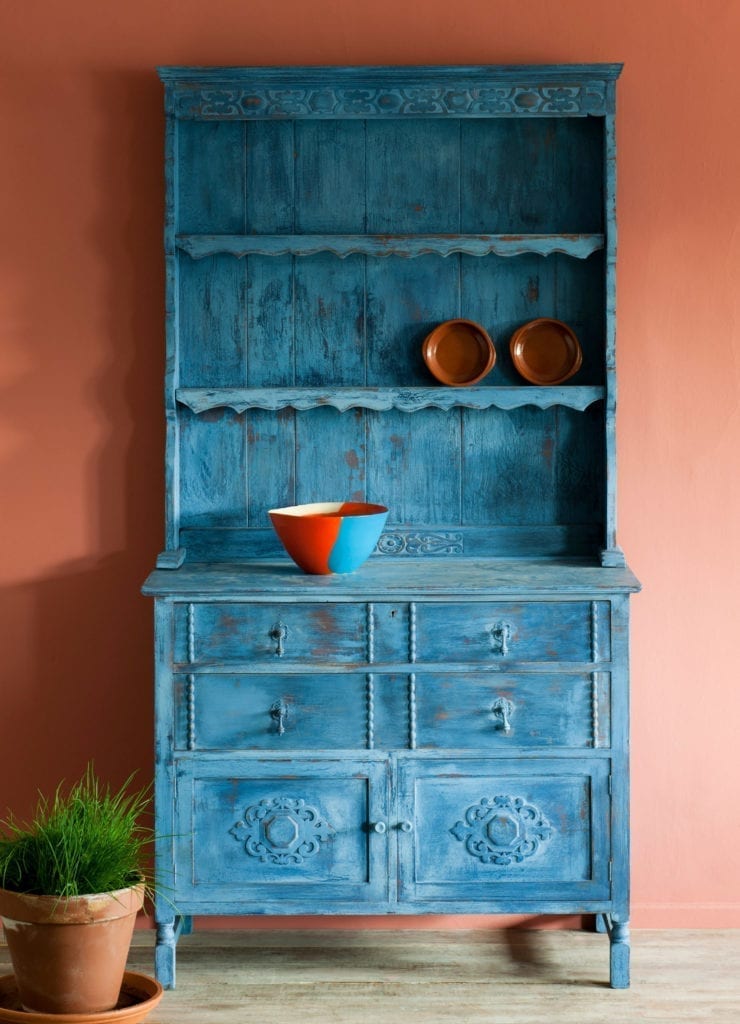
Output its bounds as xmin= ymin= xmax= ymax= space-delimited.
xmin=0 ymin=883 xmax=145 ymax=1014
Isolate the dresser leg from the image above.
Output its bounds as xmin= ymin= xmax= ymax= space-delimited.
xmin=607 ymin=917 xmax=630 ymax=989
xmin=595 ymin=913 xmax=608 ymax=933
xmin=155 ymin=919 xmax=178 ymax=989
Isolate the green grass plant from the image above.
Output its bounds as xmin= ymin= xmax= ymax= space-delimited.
xmin=0 ymin=764 xmax=152 ymax=897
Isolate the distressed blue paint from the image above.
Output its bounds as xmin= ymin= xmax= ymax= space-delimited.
xmin=178 ymin=524 xmax=604 ymax=562
xmin=156 ymin=64 xmax=620 ymax=120
xmin=144 ymin=560 xmax=640 ymax=600
xmin=148 ymin=63 xmax=637 ymax=990
xmin=176 ymin=385 xmax=606 ymax=414
xmin=397 ymin=757 xmax=611 ymax=902
xmin=178 ymin=232 xmax=605 ymax=260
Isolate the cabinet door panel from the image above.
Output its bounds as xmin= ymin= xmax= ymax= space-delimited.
xmin=397 ymin=757 xmax=610 ymax=902
xmin=173 ymin=758 xmax=389 ymax=905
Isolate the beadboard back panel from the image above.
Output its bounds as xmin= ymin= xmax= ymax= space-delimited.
xmin=170 ymin=108 xmax=608 ymax=559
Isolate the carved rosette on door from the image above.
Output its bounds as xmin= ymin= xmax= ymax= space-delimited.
xmin=230 ymin=797 xmax=334 ymax=866
xmin=450 ymin=795 xmax=553 ymax=866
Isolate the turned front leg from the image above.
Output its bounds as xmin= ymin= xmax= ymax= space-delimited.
xmin=607 ymin=917 xmax=630 ymax=989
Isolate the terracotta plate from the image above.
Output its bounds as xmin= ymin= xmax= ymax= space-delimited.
xmin=422 ymin=319 xmax=495 ymax=386
xmin=0 ymin=973 xmax=163 ymax=1024
xmin=509 ymin=318 xmax=583 ymax=385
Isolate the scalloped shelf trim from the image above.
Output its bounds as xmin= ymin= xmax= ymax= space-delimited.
xmin=176 ymin=233 xmax=605 ymax=261
xmin=176 ymin=386 xmax=606 ymax=414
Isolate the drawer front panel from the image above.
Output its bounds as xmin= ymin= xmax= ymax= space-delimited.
xmin=414 ymin=602 xmax=609 ymax=664
xmin=415 ymin=673 xmax=610 ymax=749
xmin=174 ymin=673 xmax=369 ymax=750
xmin=173 ymin=758 xmax=389 ymax=904
xmin=397 ymin=757 xmax=610 ymax=902
xmin=174 ymin=602 xmax=369 ymax=665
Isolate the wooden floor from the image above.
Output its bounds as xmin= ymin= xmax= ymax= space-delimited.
xmin=3 ymin=928 xmax=740 ymax=1023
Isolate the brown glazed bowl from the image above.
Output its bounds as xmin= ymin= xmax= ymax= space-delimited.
xmin=422 ymin=319 xmax=496 ymax=386
xmin=509 ymin=317 xmax=583 ymax=385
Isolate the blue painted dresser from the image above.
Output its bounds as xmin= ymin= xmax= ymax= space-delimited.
xmin=143 ymin=64 xmax=640 ymax=989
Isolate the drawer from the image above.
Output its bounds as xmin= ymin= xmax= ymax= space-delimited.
xmin=174 ymin=602 xmax=369 ymax=665
xmin=415 ymin=673 xmax=610 ymax=749
xmin=397 ymin=757 xmax=610 ymax=904
xmin=172 ymin=757 xmax=389 ymax=907
xmin=174 ymin=673 xmax=370 ymax=750
xmin=414 ymin=601 xmax=610 ymax=664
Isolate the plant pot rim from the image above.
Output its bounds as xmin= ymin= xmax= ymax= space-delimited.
xmin=0 ymin=883 xmax=145 ymax=925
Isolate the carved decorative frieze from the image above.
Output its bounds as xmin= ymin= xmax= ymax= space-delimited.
xmin=174 ymin=83 xmax=607 ymax=119
xmin=230 ymin=797 xmax=334 ymax=865
xmin=450 ymin=795 xmax=553 ymax=866
xmin=377 ymin=532 xmax=463 ymax=556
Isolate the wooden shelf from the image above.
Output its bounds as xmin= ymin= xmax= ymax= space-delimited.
xmin=176 ymin=233 xmax=605 ymax=260
xmin=176 ymin=386 xmax=605 ymax=414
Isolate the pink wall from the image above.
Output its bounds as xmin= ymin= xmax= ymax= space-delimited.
xmin=2 ymin=1 xmax=739 ymax=929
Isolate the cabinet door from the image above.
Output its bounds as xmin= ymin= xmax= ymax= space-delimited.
xmin=172 ymin=757 xmax=389 ymax=910
xmin=396 ymin=757 xmax=610 ymax=906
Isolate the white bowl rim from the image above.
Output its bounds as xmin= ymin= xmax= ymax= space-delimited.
xmin=269 ymin=501 xmax=388 ymax=518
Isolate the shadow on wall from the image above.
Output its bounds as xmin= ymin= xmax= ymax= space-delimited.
xmin=0 ymin=556 xmax=156 ymax=812
xmin=0 ymin=69 xmax=167 ymax=813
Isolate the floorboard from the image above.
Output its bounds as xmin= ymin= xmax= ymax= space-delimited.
xmin=2 ymin=929 xmax=739 ymax=1023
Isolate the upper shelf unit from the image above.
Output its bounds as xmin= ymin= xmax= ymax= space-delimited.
xmin=176 ymin=385 xmax=606 ymax=414
xmin=176 ymin=234 xmax=605 ymax=261
xmin=159 ymin=64 xmax=622 ymax=561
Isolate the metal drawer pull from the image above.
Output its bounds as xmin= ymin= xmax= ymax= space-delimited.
xmin=398 ymin=820 xmax=414 ymax=833
xmin=269 ymin=622 xmax=288 ymax=657
xmin=488 ymin=621 xmax=512 ymax=656
xmin=269 ymin=699 xmax=289 ymax=735
xmin=491 ymin=696 xmax=514 ymax=734
xmin=370 ymin=821 xmax=387 ymax=834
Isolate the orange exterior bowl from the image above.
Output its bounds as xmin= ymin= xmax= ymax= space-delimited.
xmin=269 ymin=501 xmax=389 ymax=574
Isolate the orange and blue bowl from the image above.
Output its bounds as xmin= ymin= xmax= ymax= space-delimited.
xmin=269 ymin=501 xmax=389 ymax=575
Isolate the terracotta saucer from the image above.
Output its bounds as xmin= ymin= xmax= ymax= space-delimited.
xmin=0 ymin=973 xmax=163 ymax=1024
xmin=509 ymin=317 xmax=582 ymax=385
xmin=422 ymin=318 xmax=495 ymax=386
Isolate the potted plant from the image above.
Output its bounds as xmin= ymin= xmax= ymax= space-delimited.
xmin=0 ymin=764 xmax=152 ymax=1015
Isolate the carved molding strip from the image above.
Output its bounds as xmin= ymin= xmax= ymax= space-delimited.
xmin=177 ymin=233 xmax=605 ymax=261
xmin=408 ymin=673 xmax=417 ymax=750
xmin=230 ymin=797 xmax=334 ymax=865
xmin=366 ymin=603 xmax=375 ymax=664
xmin=186 ymin=603 xmax=196 ymax=663
xmin=450 ymin=795 xmax=553 ymax=865
xmin=591 ymin=671 xmax=600 ymax=748
xmin=174 ymin=83 xmax=608 ymax=119
xmin=176 ymin=386 xmax=606 ymax=415
xmin=590 ymin=600 xmax=599 ymax=663
xmin=366 ymin=672 xmax=375 ymax=750
xmin=377 ymin=532 xmax=463 ymax=556
xmin=186 ymin=673 xmax=196 ymax=751
xmin=409 ymin=602 xmax=417 ymax=663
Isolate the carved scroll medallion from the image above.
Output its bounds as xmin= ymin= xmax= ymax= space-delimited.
xmin=230 ymin=797 xmax=334 ymax=866
xmin=450 ymin=794 xmax=553 ymax=866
